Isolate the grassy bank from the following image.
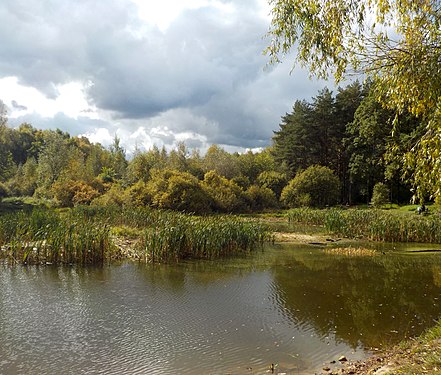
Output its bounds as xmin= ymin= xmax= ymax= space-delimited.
xmin=329 ymin=319 xmax=441 ymax=374
xmin=288 ymin=207 xmax=441 ymax=243
xmin=0 ymin=206 xmax=272 ymax=265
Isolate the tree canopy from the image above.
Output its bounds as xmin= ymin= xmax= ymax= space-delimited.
xmin=0 ymin=80 xmax=421 ymax=210
xmin=266 ymin=0 xmax=441 ymax=201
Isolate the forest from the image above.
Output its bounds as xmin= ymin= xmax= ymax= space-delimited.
xmin=0 ymin=81 xmax=424 ymax=213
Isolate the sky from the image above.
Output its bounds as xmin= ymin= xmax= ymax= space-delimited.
xmin=0 ymin=0 xmax=328 ymax=155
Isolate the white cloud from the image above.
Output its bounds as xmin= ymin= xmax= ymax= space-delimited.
xmin=0 ymin=0 xmax=329 ymax=153
xmin=130 ymin=0 xmax=235 ymax=31
xmin=83 ymin=127 xmax=114 ymax=147
xmin=0 ymin=77 xmax=98 ymax=120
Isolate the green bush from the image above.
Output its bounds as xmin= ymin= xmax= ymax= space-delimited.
xmin=280 ymin=165 xmax=340 ymax=208
xmin=0 ymin=182 xmax=9 ymax=201
xmin=231 ymin=175 xmax=251 ymax=190
xmin=246 ymin=185 xmax=278 ymax=211
xmin=51 ymin=180 xmax=76 ymax=207
xmin=127 ymin=181 xmax=152 ymax=207
xmin=146 ymin=169 xmax=212 ymax=213
xmin=371 ymin=182 xmax=390 ymax=207
xmin=256 ymin=171 xmax=287 ymax=198
xmin=6 ymin=158 xmax=38 ymax=197
xmin=201 ymin=170 xmax=249 ymax=213
xmin=91 ymin=184 xmax=132 ymax=207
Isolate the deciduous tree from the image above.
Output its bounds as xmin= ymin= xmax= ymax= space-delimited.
xmin=281 ymin=165 xmax=340 ymax=208
xmin=266 ymin=0 xmax=441 ymax=200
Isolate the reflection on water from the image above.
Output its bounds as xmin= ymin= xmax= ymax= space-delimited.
xmin=272 ymin=243 xmax=441 ymax=349
xmin=1 ymin=244 xmax=441 ymax=374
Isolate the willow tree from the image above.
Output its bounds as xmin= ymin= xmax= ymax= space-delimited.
xmin=265 ymin=0 xmax=441 ymax=201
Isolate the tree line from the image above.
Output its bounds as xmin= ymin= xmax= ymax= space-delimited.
xmin=272 ymin=81 xmax=423 ymax=205
xmin=266 ymin=0 xmax=440 ymax=203
xmin=0 ymin=80 xmax=424 ymax=212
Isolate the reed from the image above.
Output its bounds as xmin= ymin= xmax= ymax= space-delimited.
xmin=0 ymin=208 xmax=111 ymax=265
xmin=1 ymin=206 xmax=272 ymax=265
xmin=137 ymin=213 xmax=272 ymax=263
xmin=287 ymin=207 xmax=326 ymax=225
xmin=73 ymin=205 xmax=273 ymax=260
xmin=287 ymin=207 xmax=441 ymax=243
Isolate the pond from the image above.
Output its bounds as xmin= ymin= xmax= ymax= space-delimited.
xmin=1 ymin=242 xmax=441 ymax=374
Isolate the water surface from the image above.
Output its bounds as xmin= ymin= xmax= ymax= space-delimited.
xmin=1 ymin=243 xmax=441 ymax=374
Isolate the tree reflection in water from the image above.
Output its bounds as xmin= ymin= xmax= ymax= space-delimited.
xmin=271 ymin=243 xmax=441 ymax=349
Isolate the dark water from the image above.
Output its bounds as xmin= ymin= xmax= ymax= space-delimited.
xmin=1 ymin=243 xmax=441 ymax=374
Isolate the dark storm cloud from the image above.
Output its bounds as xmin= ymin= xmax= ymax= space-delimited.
xmin=0 ymin=0 xmax=327 ymax=150
xmin=194 ymin=62 xmax=327 ymax=147
xmin=87 ymin=4 xmax=269 ymax=119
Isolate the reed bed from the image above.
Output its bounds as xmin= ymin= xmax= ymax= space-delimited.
xmin=323 ymin=247 xmax=378 ymax=257
xmin=138 ymin=214 xmax=272 ymax=263
xmin=71 ymin=206 xmax=273 ymax=262
xmin=0 ymin=206 xmax=272 ymax=265
xmin=287 ymin=207 xmax=441 ymax=243
xmin=287 ymin=207 xmax=327 ymax=225
xmin=0 ymin=208 xmax=111 ymax=265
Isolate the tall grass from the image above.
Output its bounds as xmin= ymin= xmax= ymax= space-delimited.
xmin=139 ymin=214 xmax=272 ymax=263
xmin=71 ymin=206 xmax=273 ymax=262
xmin=0 ymin=208 xmax=111 ymax=265
xmin=287 ymin=207 xmax=326 ymax=226
xmin=0 ymin=206 xmax=272 ymax=265
xmin=287 ymin=207 xmax=441 ymax=243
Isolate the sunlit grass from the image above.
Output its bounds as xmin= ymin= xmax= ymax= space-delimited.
xmin=388 ymin=320 xmax=441 ymax=375
xmin=136 ymin=213 xmax=272 ymax=263
xmin=0 ymin=206 xmax=272 ymax=265
xmin=287 ymin=207 xmax=441 ymax=243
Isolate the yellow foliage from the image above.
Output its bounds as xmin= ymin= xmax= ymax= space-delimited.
xmin=266 ymin=0 xmax=441 ymax=201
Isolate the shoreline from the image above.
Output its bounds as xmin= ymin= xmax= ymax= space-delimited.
xmin=319 ymin=325 xmax=441 ymax=374
xmin=271 ymin=230 xmax=441 ymax=375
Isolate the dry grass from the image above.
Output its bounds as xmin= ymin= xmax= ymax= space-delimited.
xmin=323 ymin=246 xmax=378 ymax=257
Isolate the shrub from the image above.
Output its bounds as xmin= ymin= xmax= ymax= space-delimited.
xmin=52 ymin=180 xmax=100 ymax=207
xmin=256 ymin=171 xmax=287 ymax=198
xmin=246 ymin=185 xmax=278 ymax=211
xmin=98 ymin=166 xmax=116 ymax=183
xmin=72 ymin=182 xmax=100 ymax=206
xmin=52 ymin=180 xmax=76 ymax=207
xmin=127 ymin=181 xmax=152 ymax=207
xmin=91 ymin=184 xmax=132 ymax=207
xmin=201 ymin=170 xmax=249 ymax=213
xmin=371 ymin=182 xmax=390 ymax=207
xmin=231 ymin=175 xmax=251 ymax=190
xmin=146 ymin=169 xmax=212 ymax=213
xmin=6 ymin=158 xmax=38 ymax=196
xmin=280 ymin=165 xmax=340 ymax=208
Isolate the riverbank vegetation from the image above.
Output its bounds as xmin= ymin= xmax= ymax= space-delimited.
xmin=287 ymin=207 xmax=441 ymax=243
xmin=0 ymin=205 xmax=272 ymax=265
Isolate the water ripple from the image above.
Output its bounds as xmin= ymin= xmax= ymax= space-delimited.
xmin=0 ymin=260 xmax=379 ymax=374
